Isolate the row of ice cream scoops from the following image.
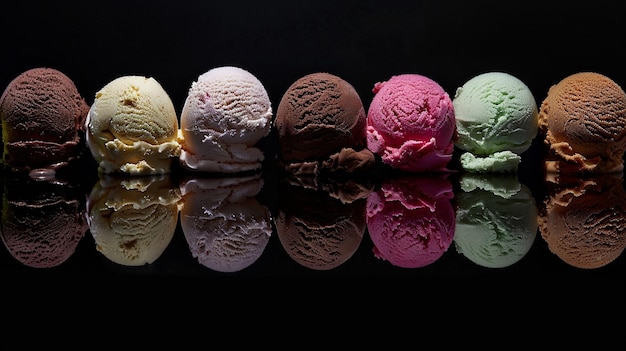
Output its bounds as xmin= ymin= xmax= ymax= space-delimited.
xmin=0 ymin=173 xmax=273 ymax=272
xmin=3 ymin=169 xmax=625 ymax=272
xmin=2 ymin=66 xmax=626 ymax=180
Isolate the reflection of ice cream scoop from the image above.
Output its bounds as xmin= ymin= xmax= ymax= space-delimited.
xmin=284 ymin=152 xmax=376 ymax=205
xmin=454 ymin=174 xmax=538 ymax=268
xmin=85 ymin=76 xmax=181 ymax=175
xmin=0 ymin=67 xmax=90 ymax=176
xmin=179 ymin=66 xmax=273 ymax=173
xmin=538 ymin=72 xmax=626 ymax=174
xmin=366 ymin=74 xmax=456 ymax=172
xmin=538 ymin=172 xmax=626 ymax=269
xmin=86 ymin=174 xmax=181 ymax=266
xmin=275 ymin=72 xmax=375 ymax=177
xmin=366 ymin=174 xmax=455 ymax=268
xmin=179 ymin=174 xmax=272 ymax=273
xmin=453 ymin=72 xmax=538 ymax=173
xmin=1 ymin=175 xmax=87 ymax=268
xmin=276 ymin=180 xmax=366 ymax=271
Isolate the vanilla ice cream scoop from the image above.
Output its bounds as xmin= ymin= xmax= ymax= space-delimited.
xmin=85 ymin=76 xmax=181 ymax=175
xmin=86 ymin=174 xmax=182 ymax=266
xmin=179 ymin=66 xmax=273 ymax=173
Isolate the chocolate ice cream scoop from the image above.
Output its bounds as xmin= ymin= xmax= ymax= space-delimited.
xmin=538 ymin=173 xmax=626 ymax=269
xmin=538 ymin=72 xmax=626 ymax=173
xmin=274 ymin=72 xmax=374 ymax=176
xmin=0 ymin=67 xmax=90 ymax=175
xmin=0 ymin=176 xmax=88 ymax=268
xmin=275 ymin=180 xmax=366 ymax=271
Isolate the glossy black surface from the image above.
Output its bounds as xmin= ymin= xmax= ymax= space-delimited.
xmin=1 ymin=2 xmax=625 ymax=289
xmin=1 ymin=142 xmax=624 ymax=282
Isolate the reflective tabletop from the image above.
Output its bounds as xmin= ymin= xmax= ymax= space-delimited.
xmin=2 ymin=140 xmax=624 ymax=283
xmin=2 ymin=3 xmax=625 ymax=305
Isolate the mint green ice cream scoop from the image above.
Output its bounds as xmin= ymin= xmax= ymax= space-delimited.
xmin=454 ymin=174 xmax=538 ymax=268
xmin=453 ymin=72 xmax=538 ymax=173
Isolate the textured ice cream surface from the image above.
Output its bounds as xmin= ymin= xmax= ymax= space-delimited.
xmin=454 ymin=174 xmax=537 ymax=268
xmin=366 ymin=74 xmax=456 ymax=172
xmin=179 ymin=174 xmax=272 ymax=273
xmin=275 ymin=72 xmax=374 ymax=175
xmin=179 ymin=66 xmax=273 ymax=173
xmin=284 ymin=147 xmax=375 ymax=204
xmin=276 ymin=181 xmax=366 ymax=270
xmin=538 ymin=72 xmax=626 ymax=173
xmin=453 ymin=72 xmax=538 ymax=173
xmin=86 ymin=174 xmax=181 ymax=266
xmin=0 ymin=67 xmax=90 ymax=174
xmin=85 ymin=75 xmax=181 ymax=175
xmin=366 ymin=175 xmax=455 ymax=268
xmin=459 ymin=151 xmax=521 ymax=173
xmin=284 ymin=147 xmax=376 ymax=180
xmin=1 ymin=177 xmax=87 ymax=268
xmin=539 ymin=173 xmax=626 ymax=269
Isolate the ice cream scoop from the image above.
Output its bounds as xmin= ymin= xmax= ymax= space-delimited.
xmin=275 ymin=72 xmax=375 ymax=178
xmin=86 ymin=174 xmax=182 ymax=266
xmin=538 ymin=72 xmax=626 ymax=174
xmin=0 ymin=67 xmax=90 ymax=177
xmin=276 ymin=180 xmax=366 ymax=271
xmin=538 ymin=172 xmax=626 ymax=269
xmin=366 ymin=174 xmax=455 ymax=268
xmin=367 ymin=74 xmax=456 ymax=172
xmin=453 ymin=72 xmax=538 ymax=173
xmin=284 ymin=149 xmax=376 ymax=205
xmin=1 ymin=175 xmax=87 ymax=268
xmin=179 ymin=66 xmax=273 ymax=173
xmin=179 ymin=174 xmax=272 ymax=273
xmin=85 ymin=75 xmax=181 ymax=175
xmin=454 ymin=173 xmax=538 ymax=268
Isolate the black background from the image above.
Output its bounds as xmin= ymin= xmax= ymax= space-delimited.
xmin=1 ymin=1 xmax=624 ymax=315
xmin=4 ymin=1 xmax=624 ymax=117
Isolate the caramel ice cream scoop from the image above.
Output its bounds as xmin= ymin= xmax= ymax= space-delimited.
xmin=538 ymin=72 xmax=626 ymax=173
xmin=539 ymin=173 xmax=626 ymax=269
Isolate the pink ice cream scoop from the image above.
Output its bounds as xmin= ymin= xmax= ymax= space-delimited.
xmin=367 ymin=74 xmax=456 ymax=172
xmin=366 ymin=175 xmax=455 ymax=268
